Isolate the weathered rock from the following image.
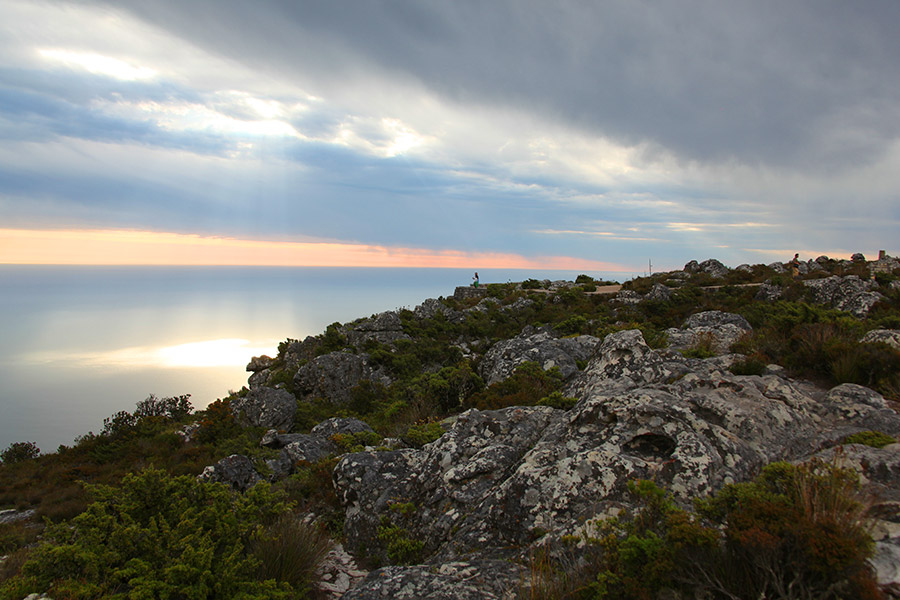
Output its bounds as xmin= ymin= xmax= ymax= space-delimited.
xmin=263 ymin=418 xmax=376 ymax=480
xmin=644 ymin=282 xmax=673 ymax=302
xmin=414 ymin=298 xmax=464 ymax=323
xmin=293 ymin=351 xmax=392 ymax=406
xmin=755 ymin=281 xmax=783 ymax=301
xmin=0 ymin=508 xmax=35 ymax=524
xmin=177 ymin=422 xmax=200 ymax=443
xmin=453 ymin=286 xmax=488 ymax=301
xmin=342 ymin=561 xmax=522 ymax=600
xmin=230 ymin=387 xmax=296 ymax=430
xmin=768 ymin=261 xmax=787 ymax=274
xmin=246 ymin=355 xmax=275 ymax=372
xmin=852 ymin=252 xmax=867 ymax=263
xmin=803 ymin=275 xmax=885 ymax=317
xmin=862 ymin=329 xmax=900 ymax=350
xmin=664 ymin=311 xmax=752 ymax=356
xmin=331 ymin=327 xmax=900 ymax=596
xmin=315 ymin=542 xmax=368 ymax=599
xmin=479 ymin=328 xmax=599 ymax=385
xmin=197 ymin=454 xmax=261 ymax=491
xmin=247 ymin=368 xmax=270 ymax=390
xmin=613 ymin=289 xmax=643 ymax=305
xmin=344 ymin=311 xmax=411 ymax=348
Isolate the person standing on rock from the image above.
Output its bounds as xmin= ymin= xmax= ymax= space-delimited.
xmin=790 ymin=254 xmax=800 ymax=280
xmin=472 ymin=272 xmax=480 ymax=288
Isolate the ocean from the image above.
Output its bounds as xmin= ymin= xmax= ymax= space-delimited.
xmin=0 ymin=265 xmax=631 ymax=451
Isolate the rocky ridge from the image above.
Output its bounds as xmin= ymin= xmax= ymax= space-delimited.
xmin=224 ymin=254 xmax=900 ymax=598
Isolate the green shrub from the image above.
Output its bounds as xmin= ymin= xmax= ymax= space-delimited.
xmin=575 ymin=274 xmax=595 ymax=284
xmin=843 ymin=431 xmax=896 ymax=448
xmin=537 ymin=391 xmax=579 ymax=410
xmin=522 ymin=279 xmax=545 ymax=290
xmin=680 ymin=332 xmax=717 ymax=359
xmin=4 ymin=468 xmax=299 ymax=599
xmin=729 ymin=354 xmax=767 ymax=376
xmin=467 ymin=362 xmax=564 ymax=410
xmin=195 ymin=399 xmax=242 ymax=444
xmin=247 ymin=513 xmax=333 ymax=597
xmin=0 ymin=442 xmax=39 ymax=464
xmin=555 ymin=315 xmax=589 ymax=336
xmin=402 ymin=420 xmax=446 ymax=447
xmin=377 ymin=515 xmax=424 ymax=565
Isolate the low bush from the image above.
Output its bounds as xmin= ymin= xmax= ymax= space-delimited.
xmin=2 ymin=468 xmax=304 ymax=600
xmin=0 ymin=442 xmax=39 ymax=465
xmin=844 ymin=431 xmax=897 ymax=448
xmin=466 ymin=362 xmax=564 ymax=410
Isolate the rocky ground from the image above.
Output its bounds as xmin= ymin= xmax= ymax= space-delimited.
xmin=190 ymin=254 xmax=900 ymax=598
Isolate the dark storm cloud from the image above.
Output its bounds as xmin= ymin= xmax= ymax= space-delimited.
xmin=87 ymin=0 xmax=900 ymax=171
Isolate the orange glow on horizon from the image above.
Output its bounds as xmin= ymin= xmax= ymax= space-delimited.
xmin=0 ymin=228 xmax=625 ymax=271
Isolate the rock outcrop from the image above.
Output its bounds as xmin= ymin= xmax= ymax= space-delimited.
xmin=230 ymin=386 xmax=296 ymax=430
xmin=479 ymin=327 xmax=599 ymax=385
xmin=803 ymin=275 xmax=885 ymax=317
xmin=263 ymin=417 xmax=376 ymax=479
xmin=197 ymin=454 xmax=262 ymax=492
xmin=293 ymin=352 xmax=393 ymax=407
xmin=332 ymin=329 xmax=900 ymax=596
xmin=665 ymin=310 xmax=752 ymax=355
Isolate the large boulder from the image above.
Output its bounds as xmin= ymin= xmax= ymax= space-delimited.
xmin=334 ymin=329 xmax=900 ymax=576
xmin=803 ymin=275 xmax=885 ymax=317
xmin=230 ymin=387 xmax=296 ymax=430
xmin=293 ymin=351 xmax=392 ymax=406
xmin=684 ymin=258 xmax=729 ymax=278
xmin=344 ymin=311 xmax=411 ymax=349
xmin=479 ymin=328 xmax=600 ymax=385
xmin=665 ymin=310 xmax=753 ymax=355
xmin=862 ymin=329 xmax=900 ymax=351
xmin=263 ymin=418 xmax=376 ymax=480
xmin=197 ymin=455 xmax=261 ymax=492
xmin=342 ymin=561 xmax=522 ymax=600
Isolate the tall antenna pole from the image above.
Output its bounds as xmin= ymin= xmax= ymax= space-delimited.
xmin=649 ymin=259 xmax=652 ymax=276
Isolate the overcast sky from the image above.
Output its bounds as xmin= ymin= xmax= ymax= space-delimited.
xmin=1 ymin=0 xmax=898 ymax=272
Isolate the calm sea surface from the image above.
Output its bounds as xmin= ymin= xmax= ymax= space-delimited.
xmin=0 ymin=266 xmax=629 ymax=451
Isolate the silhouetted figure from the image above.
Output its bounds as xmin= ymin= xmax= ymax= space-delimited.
xmin=472 ymin=272 xmax=479 ymax=288
xmin=790 ymin=253 xmax=800 ymax=280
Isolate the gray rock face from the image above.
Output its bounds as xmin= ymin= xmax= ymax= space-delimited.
xmin=479 ymin=328 xmax=600 ymax=385
xmin=293 ymin=351 xmax=392 ymax=406
xmin=414 ymin=298 xmax=464 ymax=323
xmin=230 ymin=387 xmax=296 ymax=430
xmin=613 ymin=289 xmax=643 ymax=305
xmin=803 ymin=275 xmax=885 ymax=317
xmin=197 ymin=454 xmax=261 ymax=492
xmin=862 ymin=329 xmax=900 ymax=350
xmin=246 ymin=355 xmax=275 ymax=372
xmin=326 ymin=327 xmax=900 ymax=597
xmin=453 ymin=286 xmax=488 ymax=301
xmin=264 ymin=418 xmax=376 ymax=479
xmin=685 ymin=258 xmax=729 ymax=278
xmin=645 ymin=282 xmax=673 ymax=302
xmin=342 ymin=561 xmax=522 ymax=600
xmin=344 ymin=311 xmax=410 ymax=348
xmin=664 ymin=310 xmax=752 ymax=355
xmin=755 ymin=281 xmax=783 ymax=301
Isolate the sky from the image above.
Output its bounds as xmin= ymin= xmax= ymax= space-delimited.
xmin=1 ymin=0 xmax=899 ymax=272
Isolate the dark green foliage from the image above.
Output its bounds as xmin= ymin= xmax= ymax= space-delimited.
xmin=195 ymin=398 xmax=242 ymax=445
xmin=466 ymin=362 xmax=564 ymax=410
xmin=401 ymin=420 xmax=446 ymax=447
xmin=530 ymin=460 xmax=880 ymax=600
xmin=555 ymin=315 xmax=589 ymax=336
xmin=0 ymin=442 xmax=39 ymax=464
xmin=729 ymin=354 xmax=767 ymax=376
xmin=376 ymin=502 xmax=424 ymax=565
xmin=330 ymin=430 xmax=382 ymax=453
xmin=843 ymin=431 xmax=896 ymax=448
xmin=1 ymin=468 xmax=306 ymax=600
xmin=537 ymin=391 xmax=579 ymax=410
xmin=247 ymin=513 xmax=333 ymax=597
xmin=680 ymin=332 xmax=717 ymax=358
xmin=317 ymin=322 xmax=348 ymax=355
xmin=575 ymin=274 xmax=595 ymax=284
xmin=522 ymin=278 xmax=545 ymax=289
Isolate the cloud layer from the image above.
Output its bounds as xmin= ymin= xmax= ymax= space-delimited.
xmin=1 ymin=0 xmax=898 ymax=270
